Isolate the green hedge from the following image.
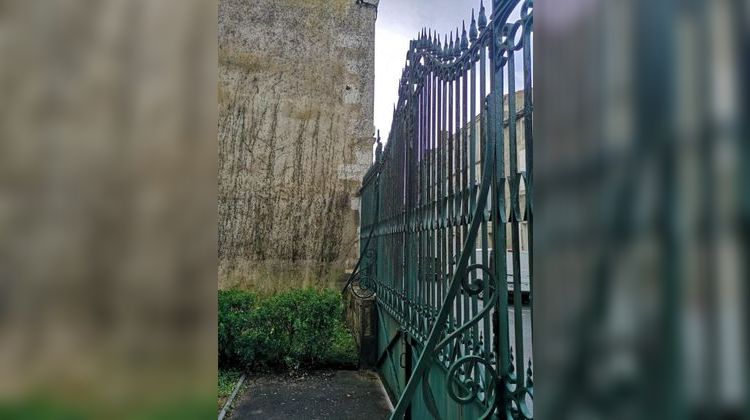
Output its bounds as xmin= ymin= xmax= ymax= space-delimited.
xmin=218 ymin=288 xmax=357 ymax=370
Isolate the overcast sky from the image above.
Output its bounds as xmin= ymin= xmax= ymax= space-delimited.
xmin=374 ymin=0 xmax=526 ymax=140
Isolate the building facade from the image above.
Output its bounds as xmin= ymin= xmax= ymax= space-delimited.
xmin=218 ymin=0 xmax=377 ymax=290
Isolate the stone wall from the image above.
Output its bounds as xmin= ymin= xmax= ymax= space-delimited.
xmin=343 ymin=286 xmax=378 ymax=367
xmin=218 ymin=0 xmax=377 ymax=289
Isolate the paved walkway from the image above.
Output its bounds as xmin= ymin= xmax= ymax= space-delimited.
xmin=231 ymin=370 xmax=393 ymax=420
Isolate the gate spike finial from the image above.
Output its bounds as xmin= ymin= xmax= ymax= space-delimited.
xmin=478 ymin=0 xmax=487 ymax=30
xmin=461 ymin=21 xmax=469 ymax=51
xmin=454 ymin=28 xmax=461 ymax=57
xmin=448 ymin=30 xmax=454 ymax=59
xmin=470 ymin=9 xmax=478 ymax=42
xmin=443 ymin=34 xmax=448 ymax=59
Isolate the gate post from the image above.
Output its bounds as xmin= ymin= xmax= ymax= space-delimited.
xmin=344 ymin=282 xmax=378 ymax=368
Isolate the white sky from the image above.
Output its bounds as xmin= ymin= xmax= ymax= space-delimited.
xmin=373 ymin=0 xmax=526 ymax=140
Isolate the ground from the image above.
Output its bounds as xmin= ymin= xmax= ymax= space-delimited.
xmin=219 ymin=369 xmax=245 ymax=414
xmin=230 ymin=370 xmax=392 ymax=419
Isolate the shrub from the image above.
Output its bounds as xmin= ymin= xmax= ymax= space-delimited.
xmin=324 ymin=322 xmax=358 ymax=367
xmin=218 ymin=288 xmax=357 ymax=370
xmin=218 ymin=289 xmax=257 ymax=367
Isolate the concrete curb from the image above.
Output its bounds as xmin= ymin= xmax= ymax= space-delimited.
xmin=218 ymin=373 xmax=246 ymax=420
xmin=377 ymin=373 xmax=395 ymax=412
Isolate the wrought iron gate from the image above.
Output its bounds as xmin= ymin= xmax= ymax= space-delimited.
xmin=352 ymin=0 xmax=533 ymax=418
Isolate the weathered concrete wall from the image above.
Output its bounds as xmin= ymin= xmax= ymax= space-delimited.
xmin=218 ymin=0 xmax=377 ymax=290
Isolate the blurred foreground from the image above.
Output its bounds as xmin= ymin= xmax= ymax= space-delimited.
xmin=535 ymin=0 xmax=748 ymax=419
xmin=0 ymin=1 xmax=217 ymax=418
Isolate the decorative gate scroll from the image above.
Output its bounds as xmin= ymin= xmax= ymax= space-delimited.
xmin=352 ymin=0 xmax=533 ymax=418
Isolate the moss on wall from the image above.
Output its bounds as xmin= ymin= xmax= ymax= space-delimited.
xmin=280 ymin=0 xmax=351 ymax=20
xmin=218 ymin=49 xmax=275 ymax=74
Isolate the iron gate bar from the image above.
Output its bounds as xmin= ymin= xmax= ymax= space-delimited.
xmin=353 ymin=0 xmax=534 ymax=418
xmin=376 ymin=329 xmax=403 ymax=367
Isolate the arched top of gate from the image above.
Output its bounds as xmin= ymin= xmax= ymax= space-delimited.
xmin=396 ymin=0 xmax=531 ymax=78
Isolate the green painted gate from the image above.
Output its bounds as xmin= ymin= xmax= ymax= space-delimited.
xmin=349 ymin=0 xmax=533 ymax=418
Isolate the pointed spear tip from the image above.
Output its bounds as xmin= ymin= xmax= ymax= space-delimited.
xmin=478 ymin=0 xmax=488 ymax=29
xmin=470 ymin=14 xmax=478 ymax=40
